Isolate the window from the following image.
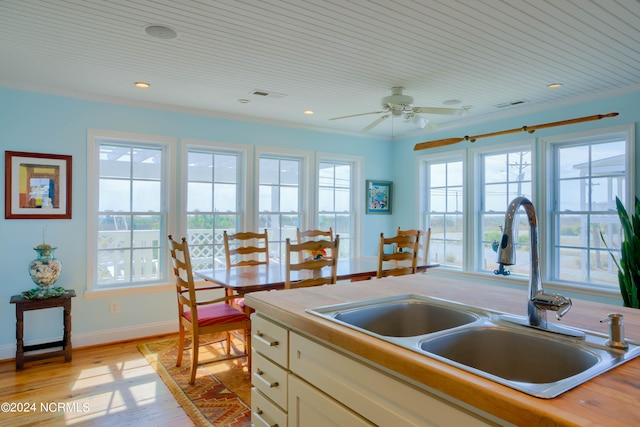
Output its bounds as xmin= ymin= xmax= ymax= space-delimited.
xmin=479 ymin=148 xmax=532 ymax=274
xmin=547 ymin=128 xmax=632 ymax=287
xmin=422 ymin=157 xmax=464 ymax=268
xmin=259 ymin=153 xmax=305 ymax=263
xmin=186 ymin=148 xmax=243 ymax=270
xmin=88 ymin=131 xmax=174 ymax=290
xmin=318 ymin=160 xmax=356 ymax=257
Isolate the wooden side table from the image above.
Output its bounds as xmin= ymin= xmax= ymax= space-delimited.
xmin=9 ymin=289 xmax=76 ymax=370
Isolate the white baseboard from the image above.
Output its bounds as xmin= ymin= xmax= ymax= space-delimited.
xmin=0 ymin=320 xmax=177 ymax=362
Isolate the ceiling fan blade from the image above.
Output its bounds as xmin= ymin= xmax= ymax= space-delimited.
xmin=329 ymin=110 xmax=385 ymax=120
xmin=413 ymin=106 xmax=467 ymax=116
xmin=361 ymin=115 xmax=389 ymax=132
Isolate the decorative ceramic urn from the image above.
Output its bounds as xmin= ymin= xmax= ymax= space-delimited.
xmin=28 ymin=244 xmax=62 ymax=293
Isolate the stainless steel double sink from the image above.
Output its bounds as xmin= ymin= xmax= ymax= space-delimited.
xmin=307 ymin=294 xmax=640 ymax=398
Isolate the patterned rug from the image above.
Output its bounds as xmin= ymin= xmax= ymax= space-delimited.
xmin=138 ymin=334 xmax=251 ymax=427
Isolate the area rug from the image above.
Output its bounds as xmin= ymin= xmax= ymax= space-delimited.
xmin=138 ymin=334 xmax=251 ymax=427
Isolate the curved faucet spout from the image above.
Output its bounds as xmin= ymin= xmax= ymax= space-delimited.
xmin=497 ymin=196 xmax=573 ymax=330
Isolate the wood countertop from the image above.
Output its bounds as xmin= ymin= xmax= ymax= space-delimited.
xmin=245 ymin=273 xmax=640 ymax=427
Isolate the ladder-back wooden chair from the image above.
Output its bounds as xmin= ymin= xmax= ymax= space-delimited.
xmin=168 ymin=235 xmax=251 ymax=385
xmin=296 ymin=227 xmax=335 ymax=259
xmin=296 ymin=227 xmax=333 ymax=243
xmin=285 ymin=236 xmax=340 ymax=289
xmin=377 ymin=232 xmax=420 ymax=278
xmin=397 ymin=227 xmax=432 ymax=266
xmin=223 ymin=229 xmax=269 ymax=267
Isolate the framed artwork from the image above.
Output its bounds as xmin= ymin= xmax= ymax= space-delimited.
xmin=366 ymin=180 xmax=392 ymax=214
xmin=5 ymin=151 xmax=72 ymax=219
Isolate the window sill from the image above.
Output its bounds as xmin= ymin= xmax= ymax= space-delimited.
xmin=427 ymin=268 xmax=623 ymax=305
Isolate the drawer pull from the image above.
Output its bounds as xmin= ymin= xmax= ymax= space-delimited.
xmin=254 ymin=408 xmax=278 ymax=427
xmin=255 ymin=369 xmax=279 ymax=388
xmin=255 ymin=330 xmax=279 ymax=347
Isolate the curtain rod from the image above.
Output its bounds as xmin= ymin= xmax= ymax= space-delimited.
xmin=413 ymin=112 xmax=619 ymax=151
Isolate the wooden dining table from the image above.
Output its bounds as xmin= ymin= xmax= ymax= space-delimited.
xmin=194 ymin=256 xmax=436 ymax=296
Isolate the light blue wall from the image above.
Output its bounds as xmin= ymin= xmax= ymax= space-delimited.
xmin=0 ymin=87 xmax=638 ymax=354
xmin=0 ymin=88 xmax=395 ymax=353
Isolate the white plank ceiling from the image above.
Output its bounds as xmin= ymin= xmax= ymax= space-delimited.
xmin=1 ymin=0 xmax=639 ymax=139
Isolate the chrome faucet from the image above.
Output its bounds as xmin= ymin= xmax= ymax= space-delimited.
xmin=497 ymin=196 xmax=582 ymax=337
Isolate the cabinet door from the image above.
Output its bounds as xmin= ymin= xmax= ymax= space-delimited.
xmin=288 ymin=374 xmax=374 ymax=427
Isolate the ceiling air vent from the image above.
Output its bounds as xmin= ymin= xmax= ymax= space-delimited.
xmin=250 ymin=89 xmax=287 ymax=99
xmin=495 ymin=100 xmax=526 ymax=108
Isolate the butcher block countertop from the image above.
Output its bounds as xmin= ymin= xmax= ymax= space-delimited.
xmin=245 ymin=273 xmax=640 ymax=427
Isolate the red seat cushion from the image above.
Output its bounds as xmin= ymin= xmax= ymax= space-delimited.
xmin=183 ymin=303 xmax=247 ymax=327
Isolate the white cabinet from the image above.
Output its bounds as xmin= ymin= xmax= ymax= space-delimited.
xmin=251 ymin=314 xmax=290 ymax=426
xmin=289 ymin=332 xmax=495 ymax=427
xmin=251 ymin=313 xmax=498 ymax=427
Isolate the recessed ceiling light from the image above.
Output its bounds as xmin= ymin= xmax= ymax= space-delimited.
xmin=238 ymin=99 xmax=250 ymax=103
xmin=443 ymin=99 xmax=462 ymax=105
xmin=134 ymin=81 xmax=150 ymax=88
xmin=144 ymin=24 xmax=178 ymax=40
xmin=547 ymin=83 xmax=563 ymax=89
xmin=304 ymin=110 xmax=314 ymax=115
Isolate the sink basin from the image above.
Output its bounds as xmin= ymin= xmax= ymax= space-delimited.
xmin=418 ymin=323 xmax=640 ymax=398
xmin=307 ymin=294 xmax=640 ymax=398
xmin=308 ymin=294 xmax=479 ymax=337
xmin=420 ymin=326 xmax=598 ymax=383
xmin=334 ymin=300 xmax=478 ymax=337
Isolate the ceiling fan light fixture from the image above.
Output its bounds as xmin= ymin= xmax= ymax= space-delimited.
xmin=408 ymin=114 xmax=427 ymax=128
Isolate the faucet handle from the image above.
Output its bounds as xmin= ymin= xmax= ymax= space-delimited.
xmin=532 ymin=292 xmax=572 ymax=320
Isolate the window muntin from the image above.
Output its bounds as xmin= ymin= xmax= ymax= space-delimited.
xmin=425 ymin=159 xmax=464 ymax=268
xmin=259 ymin=156 xmax=302 ymax=263
xmin=480 ymin=149 xmax=532 ymax=275
xmin=186 ymin=149 xmax=241 ymax=270
xmin=552 ymin=138 xmax=627 ymax=286
xmin=318 ymin=161 xmax=354 ymax=257
xmin=96 ymin=143 xmax=166 ymax=287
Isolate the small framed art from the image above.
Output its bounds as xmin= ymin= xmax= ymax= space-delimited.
xmin=5 ymin=151 xmax=72 ymax=219
xmin=366 ymin=180 xmax=392 ymax=214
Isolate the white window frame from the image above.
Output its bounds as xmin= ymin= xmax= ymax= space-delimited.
xmin=417 ymin=149 xmax=466 ymax=269
xmin=255 ymin=146 xmax=312 ymax=264
xmin=86 ymin=129 xmax=176 ymax=296
xmin=540 ymin=124 xmax=635 ymax=290
xmin=180 ymin=139 xmax=252 ymax=270
xmin=469 ymin=139 xmax=535 ymax=275
xmin=316 ymin=152 xmax=364 ymax=257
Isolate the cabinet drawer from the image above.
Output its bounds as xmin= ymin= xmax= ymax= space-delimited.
xmin=252 ymin=350 xmax=288 ymax=409
xmin=252 ymin=387 xmax=287 ymax=427
xmin=252 ymin=314 xmax=288 ymax=366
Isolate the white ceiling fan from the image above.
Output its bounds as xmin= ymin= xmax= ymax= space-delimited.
xmin=329 ymin=87 xmax=468 ymax=133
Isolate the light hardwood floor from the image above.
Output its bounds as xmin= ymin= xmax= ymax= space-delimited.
xmin=0 ymin=335 xmax=194 ymax=427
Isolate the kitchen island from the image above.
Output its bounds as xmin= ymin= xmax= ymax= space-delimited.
xmin=245 ymin=273 xmax=640 ymax=426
